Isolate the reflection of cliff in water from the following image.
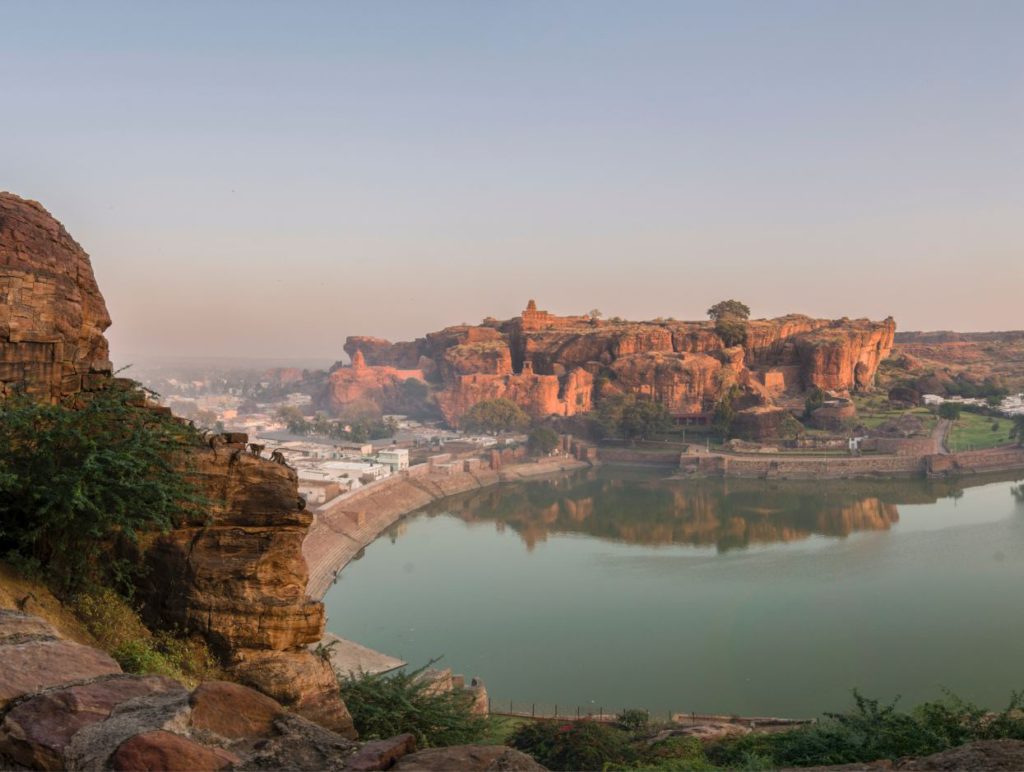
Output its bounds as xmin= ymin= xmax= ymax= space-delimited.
xmin=419 ymin=467 xmax=1017 ymax=552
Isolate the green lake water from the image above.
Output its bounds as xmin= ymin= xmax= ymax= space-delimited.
xmin=323 ymin=468 xmax=1024 ymax=718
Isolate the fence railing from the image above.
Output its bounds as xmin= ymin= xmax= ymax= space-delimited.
xmin=487 ymin=699 xmax=814 ymax=728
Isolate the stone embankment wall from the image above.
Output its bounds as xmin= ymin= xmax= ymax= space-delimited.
xmin=681 ymin=447 xmax=1024 ymax=480
xmin=303 ymin=456 xmax=589 ymax=601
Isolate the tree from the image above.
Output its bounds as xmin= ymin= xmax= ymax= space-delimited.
xmin=713 ymin=385 xmax=740 ymax=438
xmin=706 ymin=300 xmax=751 ymax=322
xmin=0 ymin=383 xmax=201 ymax=595
xmin=707 ymin=300 xmax=750 ymax=348
xmin=461 ymin=398 xmax=530 ymax=434
xmin=804 ymin=387 xmax=826 ymax=418
xmin=276 ymin=405 xmax=309 ymax=434
xmin=528 ymin=426 xmax=560 ymax=456
xmin=597 ymin=394 xmax=671 ymax=441
xmin=588 ymin=308 xmax=603 ymax=319
xmin=938 ymin=402 xmax=962 ymax=420
xmin=1012 ymin=415 xmax=1024 ymax=447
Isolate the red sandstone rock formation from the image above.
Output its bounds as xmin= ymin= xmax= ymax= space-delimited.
xmin=331 ymin=301 xmax=895 ymax=426
xmin=0 ymin=194 xmax=353 ymax=737
xmin=0 ymin=193 xmax=112 ymax=401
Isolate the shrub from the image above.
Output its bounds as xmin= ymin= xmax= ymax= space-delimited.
xmin=0 ymin=382 xmax=201 ymax=595
xmin=340 ymin=663 xmax=490 ymax=748
xmin=617 ymin=708 xmax=651 ymax=733
xmin=462 ymin=399 xmax=530 ymax=435
xmin=527 ymin=427 xmax=560 ymax=456
xmin=507 ymin=719 xmax=635 ymax=771
xmin=938 ymin=402 xmax=962 ymax=420
xmin=706 ymin=690 xmax=1024 ymax=768
xmin=71 ymin=587 xmax=220 ymax=686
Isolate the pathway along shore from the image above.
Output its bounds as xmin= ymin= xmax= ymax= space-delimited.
xmin=302 ymin=456 xmax=590 ymax=601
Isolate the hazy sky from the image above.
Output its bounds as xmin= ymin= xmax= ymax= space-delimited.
xmin=3 ymin=1 xmax=1022 ymax=362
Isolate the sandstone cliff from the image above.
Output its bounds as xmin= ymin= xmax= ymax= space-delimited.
xmin=329 ymin=301 xmax=895 ymax=425
xmin=0 ymin=193 xmax=112 ymax=402
xmin=0 ymin=193 xmax=353 ymax=737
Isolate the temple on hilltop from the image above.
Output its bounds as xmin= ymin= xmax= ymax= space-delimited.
xmin=518 ymin=299 xmax=591 ymax=332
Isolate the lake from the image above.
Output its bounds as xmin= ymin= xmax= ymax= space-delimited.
xmin=323 ymin=467 xmax=1024 ymax=719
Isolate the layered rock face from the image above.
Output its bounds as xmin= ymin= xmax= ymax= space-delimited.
xmin=0 ymin=193 xmax=112 ymax=401
xmin=137 ymin=443 xmax=354 ymax=735
xmin=0 ymin=194 xmax=352 ymax=737
xmin=331 ymin=301 xmax=895 ymax=425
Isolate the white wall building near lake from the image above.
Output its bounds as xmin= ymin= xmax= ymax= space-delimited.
xmin=376 ymin=448 xmax=409 ymax=472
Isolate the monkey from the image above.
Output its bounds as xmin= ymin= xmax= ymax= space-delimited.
xmin=270 ymin=450 xmax=288 ymax=466
xmin=297 ymin=495 xmax=306 ymax=511
xmin=15 ymin=592 xmax=36 ymax=611
xmin=248 ymin=443 xmax=265 ymax=457
xmin=228 ymin=447 xmax=244 ymax=466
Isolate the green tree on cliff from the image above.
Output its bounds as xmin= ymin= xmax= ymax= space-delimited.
xmin=713 ymin=385 xmax=741 ymax=438
xmin=707 ymin=300 xmax=750 ymax=347
xmin=461 ymin=398 xmax=530 ymax=434
xmin=0 ymin=382 xmax=202 ymax=595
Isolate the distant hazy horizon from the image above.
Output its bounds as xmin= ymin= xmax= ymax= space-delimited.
xmin=4 ymin=1 xmax=1022 ymax=361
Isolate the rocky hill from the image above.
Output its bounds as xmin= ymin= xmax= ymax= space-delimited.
xmin=0 ymin=192 xmax=351 ymax=735
xmin=328 ymin=300 xmax=896 ymax=426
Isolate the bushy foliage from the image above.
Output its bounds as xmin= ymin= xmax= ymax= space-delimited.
xmin=462 ymin=398 xmax=530 ymax=434
xmin=706 ymin=300 xmax=751 ymax=322
xmin=938 ymin=402 xmax=962 ymax=420
xmin=507 ymin=719 xmax=636 ymax=771
xmin=706 ymin=690 xmax=1024 ymax=768
xmin=340 ymin=663 xmax=490 ymax=748
xmin=714 ymin=317 xmax=748 ymax=348
xmin=0 ymin=383 xmax=201 ymax=595
xmin=1013 ymin=415 xmax=1024 ymax=447
xmin=803 ymin=387 xmax=826 ymax=418
xmin=72 ymin=587 xmax=220 ymax=687
xmin=712 ymin=385 xmax=740 ymax=438
xmin=527 ymin=426 xmax=560 ymax=456
xmin=617 ymin=708 xmax=651 ymax=733
xmin=597 ymin=394 xmax=672 ymax=441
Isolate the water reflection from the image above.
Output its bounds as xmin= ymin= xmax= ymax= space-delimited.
xmin=418 ymin=468 xmax=1013 ymax=552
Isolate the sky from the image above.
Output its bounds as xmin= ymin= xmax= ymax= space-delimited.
xmin=2 ymin=1 xmax=1022 ymax=363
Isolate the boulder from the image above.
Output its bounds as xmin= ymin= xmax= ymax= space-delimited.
xmin=393 ymin=745 xmax=547 ymax=771
xmin=110 ymin=730 xmax=238 ymax=771
xmin=189 ymin=680 xmax=285 ymax=741
xmin=0 ymin=634 xmax=121 ymax=709
xmin=0 ymin=675 xmax=183 ymax=770
xmin=230 ymin=649 xmax=356 ymax=738
xmin=345 ymin=733 xmax=417 ymax=771
xmin=899 ymin=739 xmax=1024 ymax=770
xmin=234 ymin=714 xmax=358 ymax=771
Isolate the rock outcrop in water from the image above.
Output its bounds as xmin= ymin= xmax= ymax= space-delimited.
xmin=0 ymin=192 xmax=353 ymax=736
xmin=327 ymin=300 xmax=895 ymax=426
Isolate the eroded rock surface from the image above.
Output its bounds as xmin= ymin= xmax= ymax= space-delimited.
xmin=327 ymin=300 xmax=895 ymax=427
xmin=0 ymin=194 xmax=353 ymax=737
xmin=0 ymin=193 xmax=112 ymax=402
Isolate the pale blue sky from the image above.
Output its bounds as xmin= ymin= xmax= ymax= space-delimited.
xmin=3 ymin=1 xmax=1022 ymax=360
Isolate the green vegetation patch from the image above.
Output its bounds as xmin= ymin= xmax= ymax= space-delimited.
xmin=948 ymin=410 xmax=1014 ymax=451
xmin=0 ymin=382 xmax=203 ymax=595
xmin=340 ymin=663 xmax=491 ymax=748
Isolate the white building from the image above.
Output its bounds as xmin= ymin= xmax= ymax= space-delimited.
xmin=376 ymin=448 xmax=409 ymax=472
